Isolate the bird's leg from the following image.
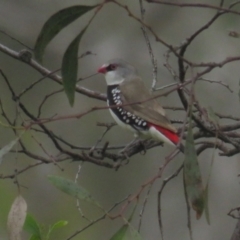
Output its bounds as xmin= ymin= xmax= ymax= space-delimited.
xmin=114 ymin=138 xmax=150 ymax=170
xmin=119 ymin=136 xmax=139 ymax=155
xmin=119 ymin=132 xmax=148 ymax=156
xmin=138 ymin=139 xmax=148 ymax=155
xmin=113 ymin=139 xmax=138 ymax=170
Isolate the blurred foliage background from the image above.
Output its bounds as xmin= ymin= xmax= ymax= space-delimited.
xmin=0 ymin=0 xmax=240 ymax=239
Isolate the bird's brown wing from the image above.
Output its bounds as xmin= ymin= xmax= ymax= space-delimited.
xmin=119 ymin=77 xmax=177 ymax=133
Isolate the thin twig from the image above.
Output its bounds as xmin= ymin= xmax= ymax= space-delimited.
xmin=157 ymin=165 xmax=183 ymax=239
xmin=198 ymin=77 xmax=233 ymax=93
xmin=66 ymin=195 xmax=130 ymax=240
xmin=0 ymin=29 xmax=33 ymax=50
xmin=139 ymin=0 xmax=158 ymax=91
xmin=138 ymin=184 xmax=153 ymax=231
xmin=146 ymin=0 xmax=240 ymax=16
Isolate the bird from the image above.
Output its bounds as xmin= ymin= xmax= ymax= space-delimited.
xmin=97 ymin=59 xmax=179 ymax=146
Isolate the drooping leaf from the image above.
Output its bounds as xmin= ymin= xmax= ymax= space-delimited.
xmin=34 ymin=5 xmax=98 ymax=62
xmin=0 ymin=136 xmax=20 ymax=164
xmin=48 ymin=175 xmax=100 ymax=207
xmin=184 ymin=113 xmax=204 ymax=219
xmin=7 ymin=195 xmax=27 ymax=240
xmin=23 ymin=214 xmax=42 ymax=239
xmin=23 ymin=214 xmax=42 ymax=240
xmin=61 ymin=26 xmax=87 ymax=106
xmin=204 ymin=136 xmax=217 ymax=225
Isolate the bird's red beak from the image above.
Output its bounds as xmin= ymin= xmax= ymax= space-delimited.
xmin=97 ymin=65 xmax=107 ymax=74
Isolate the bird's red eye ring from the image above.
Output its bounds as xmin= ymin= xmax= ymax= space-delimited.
xmin=106 ymin=64 xmax=117 ymax=71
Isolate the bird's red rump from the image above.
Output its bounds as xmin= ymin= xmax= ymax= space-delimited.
xmin=148 ymin=123 xmax=179 ymax=144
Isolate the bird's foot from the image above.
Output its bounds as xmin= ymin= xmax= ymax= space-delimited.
xmin=113 ymin=153 xmax=130 ymax=171
xmin=115 ymin=140 xmax=136 ymax=169
xmin=138 ymin=139 xmax=147 ymax=155
xmin=119 ymin=138 xmax=137 ymax=155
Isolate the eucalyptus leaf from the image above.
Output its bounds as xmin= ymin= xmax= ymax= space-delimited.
xmin=34 ymin=5 xmax=98 ymax=62
xmin=23 ymin=214 xmax=42 ymax=240
xmin=50 ymin=220 xmax=68 ymax=230
xmin=184 ymin=111 xmax=204 ymax=219
xmin=48 ymin=175 xmax=100 ymax=207
xmin=61 ymin=27 xmax=87 ymax=106
xmin=47 ymin=220 xmax=68 ymax=240
xmin=29 ymin=236 xmax=41 ymax=240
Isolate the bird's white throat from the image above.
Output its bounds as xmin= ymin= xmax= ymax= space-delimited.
xmin=105 ymin=71 xmax=124 ymax=85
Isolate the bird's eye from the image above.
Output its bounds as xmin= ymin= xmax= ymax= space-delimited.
xmin=106 ymin=64 xmax=117 ymax=71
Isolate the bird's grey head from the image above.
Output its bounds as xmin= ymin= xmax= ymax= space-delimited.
xmin=98 ymin=59 xmax=138 ymax=85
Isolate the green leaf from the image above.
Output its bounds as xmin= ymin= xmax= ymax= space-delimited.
xmin=23 ymin=214 xmax=42 ymax=239
xmin=48 ymin=175 xmax=100 ymax=207
xmin=203 ymin=137 xmax=217 ymax=225
xmin=110 ymin=224 xmax=128 ymax=240
xmin=61 ymin=26 xmax=87 ymax=106
xmin=29 ymin=236 xmax=41 ymax=240
xmin=184 ymin=113 xmax=204 ymax=219
xmin=128 ymin=227 xmax=143 ymax=240
xmin=51 ymin=220 xmax=68 ymax=230
xmin=46 ymin=220 xmax=68 ymax=240
xmin=0 ymin=136 xmax=20 ymax=164
xmin=109 ymin=204 xmax=138 ymax=240
xmin=34 ymin=5 xmax=98 ymax=62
